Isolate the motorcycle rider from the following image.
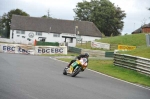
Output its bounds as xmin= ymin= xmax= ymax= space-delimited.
xmin=66 ymin=53 xmax=89 ymax=71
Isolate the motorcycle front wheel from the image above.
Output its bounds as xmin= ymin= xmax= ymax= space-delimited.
xmin=71 ymin=67 xmax=81 ymax=77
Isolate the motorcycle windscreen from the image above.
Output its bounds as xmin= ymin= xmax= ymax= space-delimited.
xmin=80 ymin=58 xmax=87 ymax=65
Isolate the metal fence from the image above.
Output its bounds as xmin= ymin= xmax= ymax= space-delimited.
xmin=114 ymin=53 xmax=150 ymax=76
xmin=68 ymin=46 xmax=112 ymax=57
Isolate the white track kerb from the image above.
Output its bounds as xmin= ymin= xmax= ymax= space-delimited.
xmin=49 ymin=57 xmax=150 ymax=91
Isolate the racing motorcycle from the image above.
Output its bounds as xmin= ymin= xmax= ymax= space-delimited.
xmin=63 ymin=58 xmax=88 ymax=77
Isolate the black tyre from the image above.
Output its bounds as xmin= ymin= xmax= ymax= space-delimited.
xmin=63 ymin=69 xmax=67 ymax=75
xmin=71 ymin=67 xmax=81 ymax=77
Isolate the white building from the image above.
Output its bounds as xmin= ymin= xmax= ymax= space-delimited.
xmin=10 ymin=15 xmax=102 ymax=47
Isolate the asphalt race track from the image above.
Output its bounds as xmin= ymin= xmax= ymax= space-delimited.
xmin=0 ymin=53 xmax=150 ymax=99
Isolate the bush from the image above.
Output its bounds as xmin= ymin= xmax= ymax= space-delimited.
xmin=36 ymin=41 xmax=59 ymax=46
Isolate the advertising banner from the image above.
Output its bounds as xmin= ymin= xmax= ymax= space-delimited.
xmin=0 ymin=43 xmax=67 ymax=55
xmin=91 ymin=41 xmax=110 ymax=50
xmin=35 ymin=46 xmax=67 ymax=54
xmin=118 ymin=45 xmax=136 ymax=51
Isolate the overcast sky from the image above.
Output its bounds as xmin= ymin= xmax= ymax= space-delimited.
xmin=0 ymin=0 xmax=150 ymax=35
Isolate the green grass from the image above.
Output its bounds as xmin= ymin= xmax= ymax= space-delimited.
xmin=59 ymin=59 xmax=150 ymax=87
xmin=76 ymin=33 xmax=150 ymax=59
xmin=119 ymin=46 xmax=150 ymax=58
xmin=97 ymin=33 xmax=146 ymax=46
xmin=56 ymin=33 xmax=150 ymax=87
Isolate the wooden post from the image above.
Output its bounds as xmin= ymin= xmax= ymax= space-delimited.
xmin=34 ymin=39 xmax=37 ymax=46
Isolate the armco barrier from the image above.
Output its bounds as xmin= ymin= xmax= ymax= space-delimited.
xmin=114 ymin=53 xmax=150 ymax=76
xmin=68 ymin=46 xmax=81 ymax=54
xmin=105 ymin=52 xmax=114 ymax=57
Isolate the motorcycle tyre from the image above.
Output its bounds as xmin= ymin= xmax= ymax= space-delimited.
xmin=71 ymin=67 xmax=81 ymax=77
xmin=63 ymin=68 xmax=67 ymax=75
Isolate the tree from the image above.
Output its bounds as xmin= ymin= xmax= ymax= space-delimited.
xmin=73 ymin=0 xmax=126 ymax=36
xmin=41 ymin=15 xmax=53 ymax=19
xmin=0 ymin=16 xmax=3 ymax=37
xmin=1 ymin=8 xmax=29 ymax=38
xmin=42 ymin=10 xmax=53 ymax=19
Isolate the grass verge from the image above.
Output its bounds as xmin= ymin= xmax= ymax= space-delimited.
xmin=76 ymin=34 xmax=150 ymax=59
xmin=59 ymin=58 xmax=150 ymax=87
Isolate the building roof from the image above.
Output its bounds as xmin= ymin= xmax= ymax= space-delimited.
xmin=11 ymin=15 xmax=102 ymax=37
xmin=142 ymin=23 xmax=150 ymax=28
xmin=132 ymin=23 xmax=150 ymax=34
xmin=132 ymin=27 xmax=142 ymax=34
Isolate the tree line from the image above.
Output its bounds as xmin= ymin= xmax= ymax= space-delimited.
xmin=0 ymin=0 xmax=148 ymax=38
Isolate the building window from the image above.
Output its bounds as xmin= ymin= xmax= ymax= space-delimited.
xmin=12 ymin=30 xmax=14 ymax=39
xmin=53 ymin=33 xmax=60 ymax=37
xmin=70 ymin=38 xmax=73 ymax=43
xmin=16 ymin=30 xmax=20 ymax=34
xmin=36 ymin=32 xmax=42 ymax=36
xmin=22 ymin=36 xmax=25 ymax=38
xmin=16 ymin=30 xmax=25 ymax=34
xmin=38 ymin=37 xmax=46 ymax=42
xmin=67 ymin=38 xmax=73 ymax=43
xmin=21 ymin=31 xmax=25 ymax=34
xmin=17 ymin=35 xmax=20 ymax=37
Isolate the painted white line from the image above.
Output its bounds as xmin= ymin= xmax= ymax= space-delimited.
xmin=49 ymin=57 xmax=68 ymax=64
xmin=49 ymin=57 xmax=150 ymax=91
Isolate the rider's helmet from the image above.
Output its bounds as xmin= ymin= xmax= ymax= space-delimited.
xmin=85 ymin=53 xmax=89 ymax=57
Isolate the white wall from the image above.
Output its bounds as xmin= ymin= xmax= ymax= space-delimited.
xmin=10 ymin=30 xmax=101 ymax=46
xmin=10 ymin=30 xmax=77 ymax=46
xmin=10 ymin=30 xmax=58 ymax=42
xmin=80 ymin=35 xmax=101 ymax=41
xmin=10 ymin=30 xmax=33 ymax=44
xmin=0 ymin=38 xmax=13 ymax=43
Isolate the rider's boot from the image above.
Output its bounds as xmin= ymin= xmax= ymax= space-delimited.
xmin=65 ymin=64 xmax=70 ymax=69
